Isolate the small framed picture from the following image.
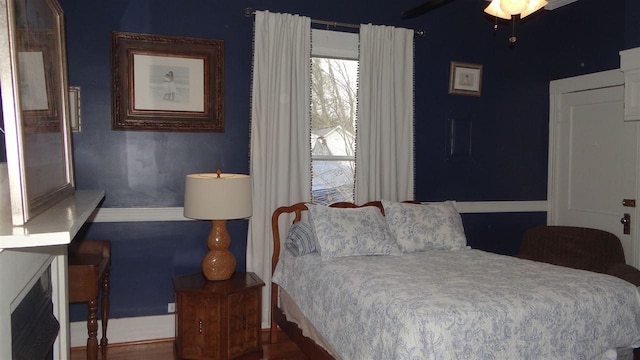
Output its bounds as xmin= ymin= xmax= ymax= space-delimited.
xmin=69 ymin=86 xmax=81 ymax=132
xmin=449 ymin=61 xmax=482 ymax=96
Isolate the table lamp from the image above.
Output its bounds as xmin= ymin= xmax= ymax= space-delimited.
xmin=183 ymin=169 xmax=252 ymax=281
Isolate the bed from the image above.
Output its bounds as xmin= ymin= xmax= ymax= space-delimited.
xmin=270 ymin=200 xmax=640 ymax=360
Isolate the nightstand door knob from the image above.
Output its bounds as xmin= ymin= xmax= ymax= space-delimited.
xmin=199 ymin=319 xmax=203 ymax=334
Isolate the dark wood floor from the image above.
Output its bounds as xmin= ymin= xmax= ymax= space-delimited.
xmin=70 ymin=330 xmax=308 ymax=360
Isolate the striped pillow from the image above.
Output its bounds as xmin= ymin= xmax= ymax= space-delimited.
xmin=285 ymin=221 xmax=317 ymax=256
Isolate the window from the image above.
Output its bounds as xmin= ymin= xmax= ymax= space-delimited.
xmin=310 ymin=30 xmax=359 ymax=205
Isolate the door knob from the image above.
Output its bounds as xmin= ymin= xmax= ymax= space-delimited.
xmin=621 ymin=213 xmax=631 ymax=235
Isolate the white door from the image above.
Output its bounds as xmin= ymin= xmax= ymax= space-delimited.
xmin=549 ymin=71 xmax=640 ymax=267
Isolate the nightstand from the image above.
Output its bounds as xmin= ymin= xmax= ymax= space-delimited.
xmin=173 ymin=272 xmax=265 ymax=360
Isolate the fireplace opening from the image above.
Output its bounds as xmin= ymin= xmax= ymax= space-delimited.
xmin=11 ymin=267 xmax=60 ymax=360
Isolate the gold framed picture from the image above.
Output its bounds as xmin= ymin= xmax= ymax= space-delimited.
xmin=111 ymin=31 xmax=225 ymax=132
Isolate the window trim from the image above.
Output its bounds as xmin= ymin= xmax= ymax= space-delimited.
xmin=310 ymin=29 xmax=359 ymax=205
xmin=312 ymin=155 xmax=354 ymax=161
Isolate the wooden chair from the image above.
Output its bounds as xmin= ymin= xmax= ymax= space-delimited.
xmin=68 ymin=240 xmax=111 ymax=360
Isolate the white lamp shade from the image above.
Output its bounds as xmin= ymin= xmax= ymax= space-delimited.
xmin=500 ymin=0 xmax=530 ymax=15
xmin=183 ymin=173 xmax=252 ymax=220
xmin=484 ymin=0 xmax=547 ymax=19
xmin=484 ymin=0 xmax=512 ymax=20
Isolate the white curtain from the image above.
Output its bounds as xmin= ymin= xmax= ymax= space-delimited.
xmin=355 ymin=24 xmax=415 ymax=203
xmin=247 ymin=11 xmax=311 ymax=327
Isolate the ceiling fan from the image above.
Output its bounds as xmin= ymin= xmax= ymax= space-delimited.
xmin=401 ymin=0 xmax=549 ymax=20
xmin=401 ymin=0 xmax=456 ymax=19
xmin=401 ymin=0 xmax=550 ymax=43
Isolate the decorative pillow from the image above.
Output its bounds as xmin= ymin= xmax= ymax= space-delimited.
xmin=284 ymin=221 xmax=317 ymax=256
xmin=381 ymin=200 xmax=467 ymax=252
xmin=306 ymin=203 xmax=401 ymax=261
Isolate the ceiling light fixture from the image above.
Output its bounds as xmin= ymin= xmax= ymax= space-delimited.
xmin=484 ymin=0 xmax=548 ymax=19
xmin=484 ymin=0 xmax=547 ymax=44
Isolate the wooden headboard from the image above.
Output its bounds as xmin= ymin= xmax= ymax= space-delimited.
xmin=270 ymin=201 xmax=384 ymax=276
xmin=269 ymin=201 xmax=384 ymax=345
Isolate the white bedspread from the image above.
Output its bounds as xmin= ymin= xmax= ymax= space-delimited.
xmin=272 ymin=249 xmax=640 ymax=360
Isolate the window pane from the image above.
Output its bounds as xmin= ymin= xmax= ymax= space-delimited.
xmin=311 ymin=160 xmax=354 ymax=205
xmin=311 ymin=57 xmax=357 ymax=204
xmin=311 ymin=58 xmax=357 ymax=142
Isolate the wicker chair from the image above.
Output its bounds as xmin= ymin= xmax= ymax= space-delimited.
xmin=517 ymin=225 xmax=640 ymax=287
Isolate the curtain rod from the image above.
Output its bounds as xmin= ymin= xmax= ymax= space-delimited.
xmin=244 ymin=8 xmax=426 ymax=37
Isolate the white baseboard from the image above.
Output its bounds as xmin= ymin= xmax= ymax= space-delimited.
xmin=70 ymin=315 xmax=272 ymax=348
xmin=70 ymin=314 xmax=175 ymax=348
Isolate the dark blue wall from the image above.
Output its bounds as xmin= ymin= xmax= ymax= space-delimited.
xmin=411 ymin=0 xmax=626 ymax=201
xmin=626 ymin=0 xmax=640 ymax=49
xmin=58 ymin=0 xmax=634 ymax=320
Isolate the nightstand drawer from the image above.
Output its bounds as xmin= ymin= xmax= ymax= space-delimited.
xmin=227 ymin=289 xmax=261 ymax=358
xmin=174 ymin=272 xmax=264 ymax=360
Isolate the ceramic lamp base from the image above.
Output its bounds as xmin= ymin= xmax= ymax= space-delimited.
xmin=202 ymin=250 xmax=236 ymax=280
xmin=202 ymin=219 xmax=236 ymax=281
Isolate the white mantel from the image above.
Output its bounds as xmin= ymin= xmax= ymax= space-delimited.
xmin=0 ymin=190 xmax=105 ymax=360
xmin=0 ymin=190 xmax=104 ymax=249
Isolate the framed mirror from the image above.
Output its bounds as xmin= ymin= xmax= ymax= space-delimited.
xmin=0 ymin=0 xmax=74 ymax=226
